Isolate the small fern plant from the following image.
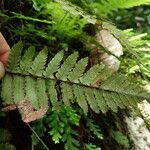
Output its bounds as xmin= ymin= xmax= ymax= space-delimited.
xmin=46 ymin=106 xmax=80 ymax=150
xmin=1 ymin=42 xmax=150 ymax=122
xmin=31 ymin=106 xmax=103 ymax=150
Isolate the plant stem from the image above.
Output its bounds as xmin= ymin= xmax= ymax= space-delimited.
xmin=27 ymin=124 xmax=49 ymax=150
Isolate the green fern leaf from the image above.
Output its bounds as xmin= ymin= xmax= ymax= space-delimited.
xmin=68 ymin=57 xmax=88 ymax=82
xmin=86 ymin=118 xmax=103 ymax=140
xmin=103 ymin=91 xmax=118 ymax=112
xmin=47 ymin=110 xmax=63 ymax=144
xmin=44 ymin=50 xmax=64 ymax=78
xmin=111 ymin=93 xmax=125 ymax=109
xmin=56 ymin=52 xmax=78 ymax=81
xmin=118 ymin=94 xmax=134 ymax=108
xmin=101 ymin=74 xmax=150 ymax=99
xmin=90 ymin=0 xmax=150 ymax=15
xmin=84 ymin=88 xmax=99 ymax=113
xmin=13 ymin=76 xmax=25 ymax=103
xmin=36 ymin=79 xmax=48 ymax=108
xmin=111 ymin=130 xmax=129 ymax=148
xmin=61 ymin=83 xmax=74 ymax=106
xmin=7 ymin=41 xmax=23 ymax=71
xmin=25 ymin=77 xmax=39 ymax=109
xmin=20 ymin=46 xmax=35 ymax=73
xmin=29 ymin=47 xmax=48 ymax=76
xmin=1 ymin=75 xmax=13 ymax=105
xmin=64 ymin=106 xmax=80 ymax=125
xmin=46 ymin=106 xmax=80 ymax=148
xmin=73 ymin=84 xmax=88 ymax=114
xmin=55 ymin=0 xmax=97 ymax=24
xmin=80 ymin=64 xmax=104 ymax=85
xmin=62 ymin=127 xmax=79 ymax=150
xmin=94 ymin=90 xmax=108 ymax=113
xmin=47 ymin=80 xmax=59 ymax=109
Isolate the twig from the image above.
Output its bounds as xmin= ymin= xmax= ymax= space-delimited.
xmin=27 ymin=124 xmax=49 ymax=150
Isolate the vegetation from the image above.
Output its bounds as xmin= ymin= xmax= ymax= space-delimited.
xmin=0 ymin=0 xmax=150 ymax=149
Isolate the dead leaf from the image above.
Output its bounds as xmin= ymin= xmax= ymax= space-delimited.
xmin=18 ymin=100 xmax=48 ymax=123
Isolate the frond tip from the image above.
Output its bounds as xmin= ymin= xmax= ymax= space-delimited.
xmin=1 ymin=43 xmax=150 ymax=122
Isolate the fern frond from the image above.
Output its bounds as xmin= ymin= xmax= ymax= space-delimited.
xmin=46 ymin=106 xmax=80 ymax=149
xmin=86 ymin=118 xmax=103 ymax=140
xmin=47 ymin=110 xmax=63 ymax=144
xmin=1 ymin=43 xmax=150 ymax=121
xmin=111 ymin=130 xmax=129 ymax=148
xmin=101 ymin=74 xmax=150 ymax=99
xmin=62 ymin=127 xmax=79 ymax=150
xmin=102 ymin=22 xmax=149 ymax=80
xmin=123 ymin=29 xmax=150 ymax=78
xmin=55 ymin=0 xmax=96 ymax=24
xmin=56 ymin=0 xmax=150 ymax=18
xmin=89 ymin=0 xmax=150 ymax=15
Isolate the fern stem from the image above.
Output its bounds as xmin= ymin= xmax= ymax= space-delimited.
xmin=27 ymin=124 xmax=50 ymax=150
xmin=6 ymin=71 xmax=100 ymax=89
xmin=6 ymin=71 xmax=149 ymax=100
